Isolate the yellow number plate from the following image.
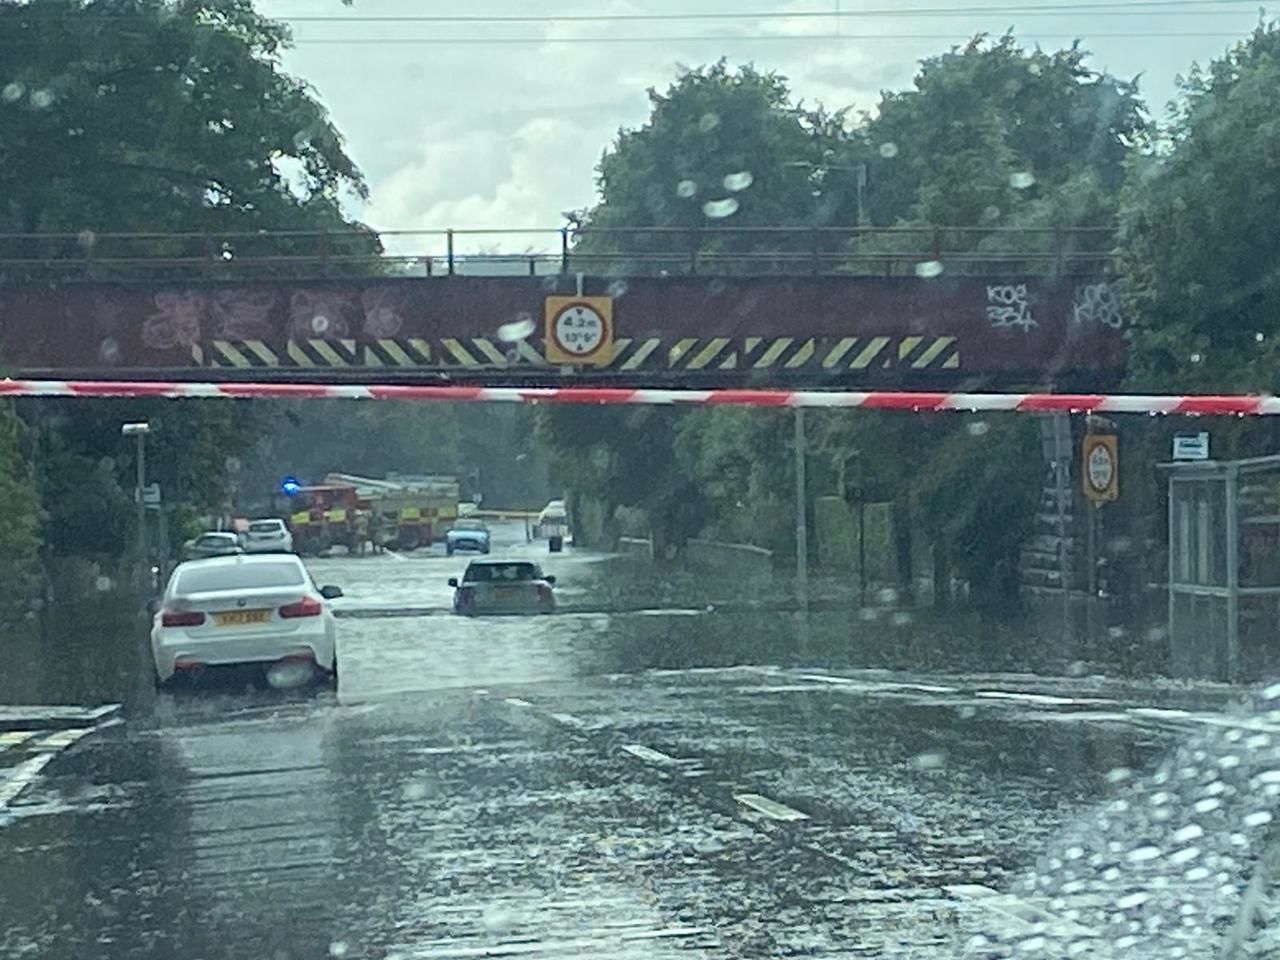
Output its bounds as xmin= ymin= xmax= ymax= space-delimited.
xmin=213 ymin=610 xmax=271 ymax=626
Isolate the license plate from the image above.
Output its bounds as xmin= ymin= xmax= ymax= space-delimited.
xmin=213 ymin=610 xmax=271 ymax=626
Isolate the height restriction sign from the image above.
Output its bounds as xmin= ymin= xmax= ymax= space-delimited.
xmin=1082 ymin=433 xmax=1119 ymax=502
xmin=544 ymin=296 xmax=614 ymax=365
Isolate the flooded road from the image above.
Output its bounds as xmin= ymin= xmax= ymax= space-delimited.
xmin=0 ymin=522 xmax=1275 ymax=957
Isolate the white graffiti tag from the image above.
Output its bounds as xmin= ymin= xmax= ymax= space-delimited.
xmin=144 ymin=291 xmax=203 ymax=349
xmin=986 ymin=284 xmax=1036 ymax=331
xmin=1072 ymin=282 xmax=1124 ymax=329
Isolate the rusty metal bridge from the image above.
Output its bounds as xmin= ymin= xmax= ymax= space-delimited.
xmin=0 ymin=225 xmax=1126 ymax=388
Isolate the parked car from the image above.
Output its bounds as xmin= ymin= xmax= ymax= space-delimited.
xmin=242 ymin=518 xmax=294 ymax=554
xmin=449 ymin=560 xmax=556 ymax=616
xmin=151 ymin=553 xmax=342 ymax=688
xmin=446 ymin=518 xmax=491 ymax=556
xmin=183 ymin=532 xmax=243 ymax=560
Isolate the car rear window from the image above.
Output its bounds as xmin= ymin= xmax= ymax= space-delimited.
xmin=176 ymin=561 xmax=305 ymax=594
xmin=196 ymin=534 xmax=235 ymax=545
xmin=454 ymin=520 xmax=485 ymax=530
xmin=464 ymin=562 xmax=538 ymax=582
xmin=249 ymin=520 xmax=283 ymax=533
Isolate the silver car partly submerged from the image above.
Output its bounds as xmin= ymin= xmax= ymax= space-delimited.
xmin=449 ymin=560 xmax=556 ymax=616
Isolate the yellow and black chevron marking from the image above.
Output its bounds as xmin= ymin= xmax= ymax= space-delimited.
xmin=820 ymin=336 xmax=893 ymax=370
xmin=194 ymin=340 xmax=280 ymax=368
xmin=438 ymin=337 xmax=547 ymax=367
xmin=363 ymin=338 xmax=433 ymax=367
xmin=611 ymin=337 xmax=662 ymax=371
xmin=897 ymin=335 xmax=960 ymax=370
xmin=668 ymin=337 xmax=737 ymax=370
xmin=287 ymin=338 xmax=360 ymax=367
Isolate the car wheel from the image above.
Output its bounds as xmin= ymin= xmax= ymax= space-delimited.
xmin=326 ymin=659 xmax=339 ymax=688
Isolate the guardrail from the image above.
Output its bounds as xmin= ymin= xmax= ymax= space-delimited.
xmin=0 ymin=224 xmax=1115 ymax=281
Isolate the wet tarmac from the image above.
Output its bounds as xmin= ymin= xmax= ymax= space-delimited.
xmin=0 ymin=522 xmax=1274 ymax=958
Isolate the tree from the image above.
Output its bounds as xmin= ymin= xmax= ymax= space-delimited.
xmin=1118 ymin=23 xmax=1280 ymax=392
xmin=0 ymin=0 xmax=380 ymax=571
xmin=0 ymin=402 xmax=42 ymax=619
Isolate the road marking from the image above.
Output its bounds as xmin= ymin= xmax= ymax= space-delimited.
xmin=976 ymin=690 xmax=1115 ymax=707
xmin=621 ymin=744 xmax=678 ymax=765
xmin=733 ymin=793 xmax=810 ymax=821
xmin=798 ymin=674 xmax=959 ymax=695
xmin=503 ymin=697 xmax=532 ymax=708
xmin=0 ymin=731 xmax=38 ymax=749
xmin=33 ymin=728 xmax=93 ymax=751
xmin=0 ymin=754 xmax=56 ymax=807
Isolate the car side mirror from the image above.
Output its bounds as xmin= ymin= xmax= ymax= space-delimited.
xmin=448 ymin=577 xmax=459 ymax=588
xmin=544 ymin=575 xmax=557 ymax=585
xmin=319 ymin=585 xmax=343 ymax=600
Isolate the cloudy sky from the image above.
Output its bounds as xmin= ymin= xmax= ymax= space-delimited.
xmin=257 ymin=0 xmax=1267 ymax=251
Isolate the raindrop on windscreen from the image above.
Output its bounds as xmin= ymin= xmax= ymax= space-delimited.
xmin=608 ymin=280 xmax=628 ymax=298
xmin=965 ymin=421 xmax=990 ymax=437
xmin=1255 ymin=331 xmax=1265 ymax=342
xmin=702 ymin=197 xmax=739 ymax=219
xmin=403 ymin=781 xmax=429 ymax=801
xmin=1106 ymin=767 xmax=1132 ymax=783
xmin=1 ymin=81 xmax=25 ymax=103
xmin=1244 ymin=810 xmax=1273 ymax=828
xmin=496 ymin=316 xmax=536 ymax=342
xmin=99 ymin=338 xmax=121 ymax=364
xmin=95 ymin=575 xmax=113 ymax=592
xmin=1261 ymin=682 xmax=1280 ymax=700
xmin=876 ymin=587 xmax=899 ymax=605
xmin=1192 ymin=796 xmax=1222 ymax=813
xmin=1009 ymin=171 xmax=1036 ymax=190
xmin=29 ymin=88 xmax=55 ymax=110
xmin=723 ymin=171 xmax=754 ymax=192
xmin=327 ymin=942 xmax=349 ymax=959
xmin=1168 ymin=846 xmax=1201 ymax=865
xmin=891 ymin=611 xmax=913 ymax=626
xmin=1190 ymin=352 xmax=1203 ymax=363
xmin=1126 ymin=845 xmax=1162 ymax=863
xmin=912 ymin=750 xmax=946 ymax=770
xmin=1028 ymin=61 xmax=1044 ymax=76
xmin=311 ymin=314 xmax=331 ymax=334
xmin=77 ymin=229 xmax=96 ymax=248
xmin=676 ymin=179 xmax=698 ymax=199
xmin=915 ymin=260 xmax=944 ymax=279
xmin=1172 ymin=823 xmax=1203 ymax=843
xmin=698 ymin=112 xmax=720 ymax=132
xmin=957 ymin=705 xmax=977 ymax=719
xmin=1116 ymin=891 xmax=1150 ymax=910
xmin=878 ymin=141 xmax=899 ymax=159
xmin=265 ymin=659 xmax=315 ymax=689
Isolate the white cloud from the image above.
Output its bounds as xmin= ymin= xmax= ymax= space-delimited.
xmin=258 ymin=0 xmax=1264 ymax=252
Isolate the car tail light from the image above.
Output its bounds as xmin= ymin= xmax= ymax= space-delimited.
xmin=161 ymin=609 xmax=205 ymax=627
xmin=279 ymin=596 xmax=323 ymax=619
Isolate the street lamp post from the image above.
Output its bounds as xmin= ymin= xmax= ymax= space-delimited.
xmin=122 ymin=422 xmax=151 ymax=591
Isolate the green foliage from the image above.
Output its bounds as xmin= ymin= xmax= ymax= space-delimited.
xmin=0 ymin=0 xmax=378 ymax=565
xmin=1118 ymin=23 xmax=1280 ymax=392
xmin=0 ymin=402 xmax=42 ymax=618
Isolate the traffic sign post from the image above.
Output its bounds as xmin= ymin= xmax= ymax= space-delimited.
xmin=544 ymin=296 xmax=613 ymax=365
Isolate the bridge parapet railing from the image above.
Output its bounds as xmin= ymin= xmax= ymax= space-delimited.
xmin=0 ymin=224 xmax=1116 ymax=283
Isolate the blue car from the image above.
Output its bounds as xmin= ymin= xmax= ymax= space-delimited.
xmin=445 ymin=519 xmax=490 ymax=556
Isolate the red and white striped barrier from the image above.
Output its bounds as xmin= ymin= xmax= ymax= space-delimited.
xmin=0 ymin=379 xmax=1275 ymax=415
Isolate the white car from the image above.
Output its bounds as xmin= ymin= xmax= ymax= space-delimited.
xmin=242 ymin=518 xmax=294 ymax=554
xmin=151 ymin=554 xmax=341 ymax=687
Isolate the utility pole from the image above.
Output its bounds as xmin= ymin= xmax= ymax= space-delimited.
xmin=794 ymin=407 xmax=808 ymax=608
xmin=122 ymin=422 xmax=151 ymax=592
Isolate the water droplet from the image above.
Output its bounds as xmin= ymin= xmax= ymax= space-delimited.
xmin=1245 ymin=734 xmax=1270 ymax=749
xmin=1202 ymin=780 xmax=1226 ymax=796
xmin=1193 ymin=796 xmax=1221 ymax=813
xmin=328 ymin=942 xmax=349 ymax=959
xmin=1244 ymin=810 xmax=1272 ymax=828
xmin=702 ymin=197 xmax=739 ymax=219
xmin=891 ymin=611 xmax=913 ymax=626
xmin=311 ymin=314 xmax=330 ymax=334
xmin=497 ymin=316 xmax=536 ymax=342
xmin=607 ymin=280 xmax=628 ymax=298
xmin=1169 ymin=846 xmax=1201 ymax=865
xmin=30 ymin=88 xmax=55 ymax=109
xmin=1028 ymin=61 xmax=1044 ymax=76
xmin=1190 ymin=352 xmax=1203 ymax=363
xmin=99 ymin=338 xmax=121 ymax=363
xmin=1106 ymin=767 xmax=1132 ymax=783
xmin=1185 ymin=865 xmax=1210 ymax=881
xmin=77 ymin=229 xmax=96 ymax=248
xmin=915 ymin=260 xmax=944 ymax=279
xmin=698 ymin=112 xmax=720 ymax=132
xmin=957 ymin=705 xmax=977 ymax=719
xmin=878 ymin=141 xmax=899 ymax=159
xmin=876 ymin=587 xmax=899 ymax=605
xmin=95 ymin=575 xmax=113 ymax=592
xmin=1150 ymin=791 xmax=1173 ymax=806
xmin=265 ymin=659 xmax=315 ymax=689
xmin=723 ymin=171 xmax=754 ymax=192
xmin=1009 ymin=171 xmax=1036 ymax=190
xmin=965 ymin=421 xmax=990 ymax=436
xmin=1116 ymin=891 xmax=1149 ymax=910
xmin=1127 ymin=845 xmax=1162 ymax=863
xmin=1172 ymin=824 xmax=1203 ymax=843
xmin=1257 ymin=769 xmax=1280 ymax=784
xmin=1217 ymin=754 xmax=1241 ymax=769
xmin=912 ymin=750 xmax=946 ymax=770
xmin=1 ymin=81 xmax=25 ymax=102
xmin=1064 ymin=845 xmax=1084 ymax=860
xmin=676 ymin=179 xmax=698 ymax=198
xmin=1261 ymin=682 xmax=1280 ymax=700
xmin=1255 ymin=331 xmax=1265 ymax=342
